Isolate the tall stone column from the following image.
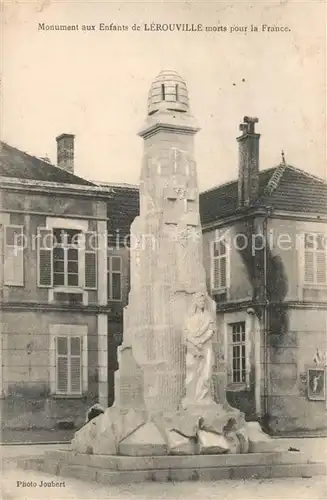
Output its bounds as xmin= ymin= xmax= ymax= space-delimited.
xmin=117 ymin=70 xmax=215 ymax=414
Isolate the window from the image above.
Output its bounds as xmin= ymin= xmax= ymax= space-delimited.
xmin=108 ymin=255 xmax=122 ymax=301
xmin=50 ymin=324 xmax=87 ymax=396
xmin=161 ymin=83 xmax=165 ymax=100
xmin=304 ymin=233 xmax=327 ymax=286
xmin=211 ymin=234 xmax=229 ymax=291
xmin=229 ymin=322 xmax=246 ymax=384
xmin=56 ymin=336 xmax=82 ymax=395
xmin=37 ymin=225 xmax=97 ymax=290
xmin=4 ymin=225 xmax=24 ymax=286
xmin=53 ymin=229 xmax=80 ymax=287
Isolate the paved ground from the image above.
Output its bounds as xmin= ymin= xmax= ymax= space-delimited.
xmin=1 ymin=468 xmax=327 ymax=500
xmin=1 ymin=438 xmax=326 ymax=500
xmin=1 ymin=428 xmax=76 ymax=444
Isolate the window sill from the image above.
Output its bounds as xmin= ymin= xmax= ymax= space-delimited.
xmin=226 ymin=383 xmax=250 ymax=392
xmin=303 ymin=284 xmax=327 ymax=289
xmin=53 ymin=286 xmax=84 ymax=293
xmin=51 ymin=394 xmax=85 ymax=399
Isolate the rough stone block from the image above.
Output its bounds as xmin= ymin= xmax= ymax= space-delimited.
xmin=199 ymin=407 xmax=243 ymax=435
xmin=225 ymin=432 xmax=241 ymax=454
xmin=119 ymin=421 xmax=168 ymax=456
xmin=166 ymin=430 xmax=197 ymax=455
xmin=169 ymin=410 xmax=201 ymax=437
xmin=70 ymin=419 xmax=98 ymax=454
xmin=197 ymin=430 xmax=230 ymax=454
xmin=90 ymin=413 xmax=117 ymax=455
xmin=246 ymin=421 xmax=281 ymax=453
xmin=119 ymin=408 xmax=148 ymax=442
xmin=236 ymin=427 xmax=250 ymax=453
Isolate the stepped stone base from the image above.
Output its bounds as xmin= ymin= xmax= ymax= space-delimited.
xmin=17 ymin=450 xmax=326 ymax=484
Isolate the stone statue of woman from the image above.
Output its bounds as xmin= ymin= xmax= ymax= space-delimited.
xmin=181 ymin=291 xmax=217 ymax=409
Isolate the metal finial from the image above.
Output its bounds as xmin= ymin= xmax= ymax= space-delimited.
xmin=281 ymin=150 xmax=286 ymax=165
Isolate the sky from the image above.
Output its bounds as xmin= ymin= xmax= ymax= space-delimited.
xmin=2 ymin=1 xmax=326 ymax=191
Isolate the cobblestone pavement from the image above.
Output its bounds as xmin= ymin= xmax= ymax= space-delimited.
xmin=1 ymin=438 xmax=326 ymax=500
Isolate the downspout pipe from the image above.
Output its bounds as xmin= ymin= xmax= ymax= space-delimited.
xmin=262 ymin=208 xmax=273 ymax=425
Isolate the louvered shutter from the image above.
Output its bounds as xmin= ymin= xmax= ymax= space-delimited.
xmin=70 ymin=337 xmax=82 ymax=393
xmin=85 ymin=232 xmax=97 ymax=290
xmin=304 ymin=250 xmax=314 ymax=284
xmin=4 ymin=225 xmax=24 ymax=286
xmin=316 ymin=252 xmax=327 ymax=285
xmin=220 ymin=256 xmax=227 ymax=288
xmin=56 ymin=337 xmax=68 ymax=393
xmin=37 ymin=228 xmax=53 ymax=287
xmin=212 ymin=257 xmax=220 ymax=289
xmin=212 ymin=242 xmax=219 ymax=289
xmin=109 ymin=256 xmax=122 ymax=300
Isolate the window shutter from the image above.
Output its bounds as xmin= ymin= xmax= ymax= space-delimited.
xmin=212 ymin=257 xmax=220 ymax=289
xmin=220 ymin=256 xmax=227 ymax=288
xmin=56 ymin=337 xmax=68 ymax=393
xmin=211 ymin=237 xmax=229 ymax=291
xmin=4 ymin=225 xmax=24 ymax=286
xmin=37 ymin=228 xmax=53 ymax=287
xmin=316 ymin=252 xmax=327 ymax=285
xmin=211 ymin=242 xmax=219 ymax=290
xmin=304 ymin=250 xmax=314 ymax=284
xmin=70 ymin=337 xmax=82 ymax=393
xmin=85 ymin=232 xmax=97 ymax=290
xmin=108 ymin=256 xmax=122 ymax=300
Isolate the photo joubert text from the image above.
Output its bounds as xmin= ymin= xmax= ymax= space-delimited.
xmin=17 ymin=480 xmax=66 ymax=488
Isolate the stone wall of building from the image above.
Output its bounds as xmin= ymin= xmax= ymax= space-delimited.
xmin=268 ymin=308 xmax=327 ymax=433
xmin=1 ymin=311 xmax=98 ymax=430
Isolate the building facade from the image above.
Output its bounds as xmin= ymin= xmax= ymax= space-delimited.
xmin=0 ymin=137 xmax=137 ymax=430
xmin=200 ymin=118 xmax=327 ymax=434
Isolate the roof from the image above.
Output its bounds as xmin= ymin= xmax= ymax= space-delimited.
xmin=91 ymin=180 xmax=139 ymax=241
xmin=2 ymin=140 xmax=325 ymax=232
xmin=106 ymin=184 xmax=140 ymax=244
xmin=0 ymin=141 xmax=94 ymax=186
xmin=200 ymin=165 xmax=327 ymax=226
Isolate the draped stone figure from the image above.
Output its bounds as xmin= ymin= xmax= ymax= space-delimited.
xmin=181 ymin=291 xmax=216 ymax=409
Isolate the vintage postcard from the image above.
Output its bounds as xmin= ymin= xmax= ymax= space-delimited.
xmin=1 ymin=1 xmax=326 ymax=499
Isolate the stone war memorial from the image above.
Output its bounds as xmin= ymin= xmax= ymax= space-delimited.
xmin=20 ymin=70 xmax=325 ymax=483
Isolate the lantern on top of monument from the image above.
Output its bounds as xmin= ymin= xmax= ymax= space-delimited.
xmin=147 ymin=69 xmax=189 ymax=115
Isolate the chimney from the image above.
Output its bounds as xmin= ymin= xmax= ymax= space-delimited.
xmin=56 ymin=133 xmax=75 ymax=173
xmin=237 ymin=117 xmax=260 ymax=207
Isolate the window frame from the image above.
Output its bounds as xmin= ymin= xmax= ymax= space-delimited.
xmin=3 ymin=224 xmax=25 ymax=287
xmin=49 ymin=324 xmax=88 ymax=397
xmin=45 ymin=218 xmax=88 ymax=294
xmin=229 ymin=322 xmax=247 ymax=385
xmin=224 ymin=315 xmax=251 ymax=391
xmin=53 ymin=228 xmax=81 ymax=288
